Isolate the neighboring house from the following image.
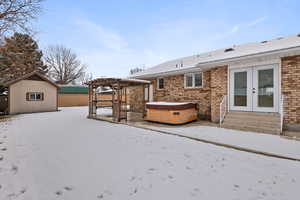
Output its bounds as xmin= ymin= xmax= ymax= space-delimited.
xmin=0 ymin=71 xmax=59 ymax=114
xmin=58 ymin=85 xmax=89 ymax=107
xmin=58 ymin=85 xmax=115 ymax=107
xmin=131 ymin=33 xmax=300 ymax=133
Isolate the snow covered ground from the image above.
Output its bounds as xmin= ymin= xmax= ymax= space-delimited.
xmin=0 ymin=107 xmax=299 ymax=200
xmin=142 ymin=123 xmax=300 ymax=160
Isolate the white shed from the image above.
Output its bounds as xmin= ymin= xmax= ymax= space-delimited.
xmin=2 ymin=71 xmax=59 ymax=114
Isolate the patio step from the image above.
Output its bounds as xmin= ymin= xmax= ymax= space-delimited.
xmin=221 ymin=111 xmax=281 ymax=134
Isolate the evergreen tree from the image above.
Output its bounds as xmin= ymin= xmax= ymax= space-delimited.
xmin=0 ymin=33 xmax=48 ymax=80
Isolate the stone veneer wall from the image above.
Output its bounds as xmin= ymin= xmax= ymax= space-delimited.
xmin=281 ymin=55 xmax=300 ymax=127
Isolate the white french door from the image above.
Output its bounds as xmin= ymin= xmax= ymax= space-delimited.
xmin=230 ymin=64 xmax=279 ymax=112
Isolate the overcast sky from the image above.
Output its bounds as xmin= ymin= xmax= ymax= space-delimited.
xmin=34 ymin=0 xmax=300 ymax=78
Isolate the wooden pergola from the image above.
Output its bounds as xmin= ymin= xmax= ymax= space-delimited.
xmin=86 ymin=78 xmax=151 ymax=122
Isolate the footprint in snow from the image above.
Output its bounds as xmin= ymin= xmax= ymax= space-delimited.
xmin=165 ymin=160 xmax=173 ymax=167
xmin=129 ymin=187 xmax=138 ymax=195
xmin=64 ymin=186 xmax=73 ymax=191
xmin=168 ymin=175 xmax=174 ymax=180
xmin=19 ymin=188 xmax=26 ymax=195
xmin=97 ymin=194 xmax=104 ymax=199
xmin=147 ymin=168 xmax=157 ymax=173
xmin=11 ymin=165 xmax=18 ymax=174
xmin=55 ymin=190 xmax=63 ymax=196
xmin=233 ymin=184 xmax=240 ymax=191
xmin=0 ymin=155 xmax=3 ymax=161
xmin=184 ymin=153 xmax=191 ymax=158
xmin=190 ymin=188 xmax=200 ymax=197
xmin=1 ymin=147 xmax=7 ymax=151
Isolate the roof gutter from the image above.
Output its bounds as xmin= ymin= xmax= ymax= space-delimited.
xmin=132 ymin=45 xmax=300 ymax=79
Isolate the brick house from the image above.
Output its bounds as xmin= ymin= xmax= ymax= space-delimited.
xmin=130 ymin=34 xmax=300 ymax=133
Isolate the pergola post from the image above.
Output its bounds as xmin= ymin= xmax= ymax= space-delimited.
xmin=86 ymin=78 xmax=150 ymax=121
xmin=117 ymin=81 xmax=121 ymax=122
xmin=147 ymin=84 xmax=150 ymax=102
xmin=125 ymin=87 xmax=127 ymax=121
xmin=142 ymin=84 xmax=146 ymax=118
xmin=88 ymin=85 xmax=92 ymax=117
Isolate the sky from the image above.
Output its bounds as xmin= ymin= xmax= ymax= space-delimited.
xmin=33 ymin=0 xmax=300 ymax=78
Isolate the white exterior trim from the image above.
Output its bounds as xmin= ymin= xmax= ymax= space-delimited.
xmin=228 ymin=61 xmax=280 ymax=113
xmin=184 ymin=72 xmax=203 ymax=88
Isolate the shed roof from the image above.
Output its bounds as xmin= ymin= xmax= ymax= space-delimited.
xmin=131 ymin=33 xmax=300 ymax=78
xmin=58 ymin=85 xmax=88 ymax=94
xmin=0 ymin=71 xmax=60 ymax=89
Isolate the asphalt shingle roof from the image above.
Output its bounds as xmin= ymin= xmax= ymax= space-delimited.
xmin=131 ymin=33 xmax=300 ymax=78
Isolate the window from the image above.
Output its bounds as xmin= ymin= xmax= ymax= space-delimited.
xmin=186 ymin=74 xmax=193 ymax=87
xmin=185 ymin=72 xmax=203 ymax=88
xmin=26 ymin=92 xmax=44 ymax=101
xmin=157 ymin=78 xmax=164 ymax=89
xmin=194 ymin=73 xmax=203 ymax=87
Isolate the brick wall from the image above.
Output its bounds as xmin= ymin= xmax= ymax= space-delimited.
xmin=127 ymin=85 xmax=144 ymax=112
xmin=127 ymin=66 xmax=228 ymax=121
xmin=281 ymin=55 xmax=300 ymax=125
xmin=210 ymin=66 xmax=228 ymax=122
xmin=151 ymin=72 xmax=212 ymax=119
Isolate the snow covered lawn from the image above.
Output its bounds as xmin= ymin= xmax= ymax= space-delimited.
xmin=0 ymin=107 xmax=299 ymax=200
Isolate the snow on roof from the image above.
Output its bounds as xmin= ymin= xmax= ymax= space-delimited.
xmin=146 ymin=101 xmax=194 ymax=106
xmin=132 ymin=34 xmax=300 ymax=78
xmin=99 ymin=89 xmax=113 ymax=94
xmin=87 ymin=77 xmax=150 ymax=86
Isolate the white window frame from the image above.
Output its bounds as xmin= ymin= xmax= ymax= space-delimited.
xmin=157 ymin=77 xmax=164 ymax=89
xmin=27 ymin=92 xmax=44 ymax=101
xmin=184 ymin=72 xmax=203 ymax=88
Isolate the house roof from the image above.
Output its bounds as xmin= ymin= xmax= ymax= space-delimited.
xmin=0 ymin=71 xmax=60 ymax=89
xmin=58 ymin=85 xmax=88 ymax=94
xmin=131 ymin=33 xmax=300 ymax=78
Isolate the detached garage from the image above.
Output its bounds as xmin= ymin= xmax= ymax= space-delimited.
xmin=58 ymin=85 xmax=89 ymax=107
xmin=0 ymin=71 xmax=59 ymax=114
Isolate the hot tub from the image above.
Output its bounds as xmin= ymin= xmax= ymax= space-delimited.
xmin=146 ymin=102 xmax=198 ymax=124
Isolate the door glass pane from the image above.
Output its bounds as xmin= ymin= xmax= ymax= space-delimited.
xmin=234 ymin=71 xmax=247 ymax=106
xmin=258 ymin=69 xmax=274 ymax=107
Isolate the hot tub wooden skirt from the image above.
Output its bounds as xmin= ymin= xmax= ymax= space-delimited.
xmin=145 ymin=102 xmax=198 ymax=124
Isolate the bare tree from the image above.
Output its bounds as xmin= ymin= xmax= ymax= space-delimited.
xmin=44 ymin=45 xmax=87 ymax=85
xmin=78 ymin=71 xmax=93 ymax=85
xmin=129 ymin=66 xmax=145 ymax=75
xmin=0 ymin=0 xmax=44 ymax=35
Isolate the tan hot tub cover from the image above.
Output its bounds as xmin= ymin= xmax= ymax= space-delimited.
xmin=146 ymin=102 xmax=198 ymax=124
